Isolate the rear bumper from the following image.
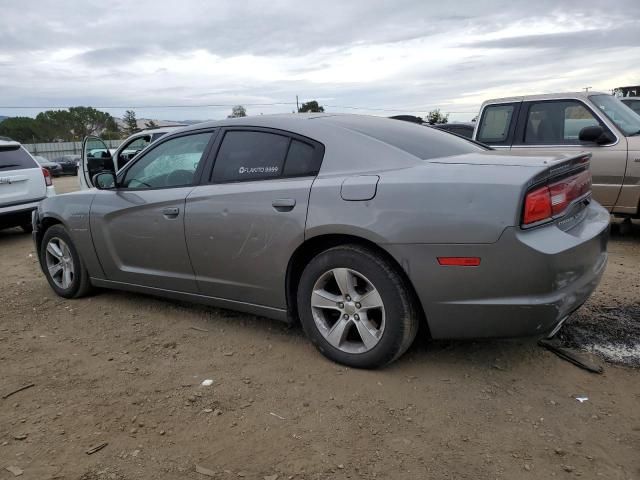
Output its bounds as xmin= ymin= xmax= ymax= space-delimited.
xmin=0 ymin=202 xmax=40 ymax=228
xmin=385 ymin=202 xmax=609 ymax=339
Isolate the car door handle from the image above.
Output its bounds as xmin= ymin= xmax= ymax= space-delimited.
xmin=272 ymin=198 xmax=296 ymax=212
xmin=162 ymin=207 xmax=180 ymax=218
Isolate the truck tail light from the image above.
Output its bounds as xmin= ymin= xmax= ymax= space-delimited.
xmin=522 ymin=169 xmax=592 ymax=226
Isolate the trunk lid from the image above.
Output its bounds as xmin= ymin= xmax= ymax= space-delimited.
xmin=427 ymin=149 xmax=590 ymax=168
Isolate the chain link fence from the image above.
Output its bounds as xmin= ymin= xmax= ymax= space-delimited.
xmin=23 ymin=140 xmax=123 ymax=160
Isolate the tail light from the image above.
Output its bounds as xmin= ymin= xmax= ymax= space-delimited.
xmin=522 ymin=169 xmax=592 ymax=226
xmin=42 ymin=167 xmax=52 ymax=187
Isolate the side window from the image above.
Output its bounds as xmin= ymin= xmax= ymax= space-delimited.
xmin=524 ymin=101 xmax=599 ymax=145
xmin=118 ymin=135 xmax=151 ymax=169
xmin=283 ymin=139 xmax=320 ymax=177
xmin=477 ymin=105 xmax=515 ymax=144
xmin=122 ymin=132 xmax=213 ymax=189
xmin=212 ymin=131 xmax=289 ymax=183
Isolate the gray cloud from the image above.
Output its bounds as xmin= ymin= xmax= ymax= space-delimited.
xmin=466 ymin=23 xmax=640 ymax=50
xmin=1 ymin=0 xmax=639 ymax=121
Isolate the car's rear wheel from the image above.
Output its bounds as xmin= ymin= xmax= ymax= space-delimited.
xmin=40 ymin=225 xmax=92 ymax=298
xmin=297 ymin=244 xmax=419 ymax=368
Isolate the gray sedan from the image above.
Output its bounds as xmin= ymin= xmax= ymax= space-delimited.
xmin=33 ymin=114 xmax=609 ymax=368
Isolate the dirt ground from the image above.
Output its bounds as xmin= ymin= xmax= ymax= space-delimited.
xmin=1 ymin=175 xmax=639 ymax=480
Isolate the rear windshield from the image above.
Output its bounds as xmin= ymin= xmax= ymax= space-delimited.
xmin=326 ymin=116 xmax=485 ymax=159
xmin=0 ymin=146 xmax=38 ymax=171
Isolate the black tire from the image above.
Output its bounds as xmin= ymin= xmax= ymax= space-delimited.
xmin=21 ymin=224 xmax=33 ymax=234
xmin=40 ymin=224 xmax=92 ymax=298
xmin=297 ymin=244 xmax=419 ymax=369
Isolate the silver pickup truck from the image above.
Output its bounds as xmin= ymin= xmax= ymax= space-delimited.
xmin=473 ymin=92 xmax=640 ymax=219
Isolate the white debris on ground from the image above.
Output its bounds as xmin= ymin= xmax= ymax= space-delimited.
xmin=588 ymin=343 xmax=640 ymax=365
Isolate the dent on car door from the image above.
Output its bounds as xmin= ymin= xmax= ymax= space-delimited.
xmin=185 ymin=129 xmax=324 ymax=309
xmin=510 ymin=100 xmax=627 ymax=210
xmin=89 ymin=131 xmax=215 ymax=292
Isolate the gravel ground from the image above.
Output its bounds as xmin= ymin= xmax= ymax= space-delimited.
xmin=0 ymin=176 xmax=639 ymax=479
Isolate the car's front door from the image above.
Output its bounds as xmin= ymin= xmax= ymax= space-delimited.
xmin=90 ymin=131 xmax=216 ymax=291
xmin=184 ymin=128 xmax=324 ymax=309
xmin=509 ymin=100 xmax=627 ymax=210
xmin=81 ymin=136 xmax=116 ymax=189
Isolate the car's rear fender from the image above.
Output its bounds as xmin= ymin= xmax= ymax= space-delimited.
xmin=384 ymin=201 xmax=609 ymax=339
xmin=306 ymin=161 xmax=546 ymax=245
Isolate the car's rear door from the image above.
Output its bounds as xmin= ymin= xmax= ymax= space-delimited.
xmin=0 ymin=145 xmax=46 ymax=207
xmin=184 ymin=128 xmax=324 ymax=309
xmin=509 ymin=99 xmax=627 ymax=210
xmin=89 ymin=130 xmax=216 ymax=292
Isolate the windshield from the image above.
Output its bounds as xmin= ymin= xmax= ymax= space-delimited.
xmin=589 ymin=94 xmax=640 ymax=136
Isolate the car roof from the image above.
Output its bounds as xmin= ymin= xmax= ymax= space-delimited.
xmin=433 ymin=122 xmax=475 ymax=127
xmin=168 ymin=113 xmax=490 ymax=175
xmin=0 ymin=139 xmax=21 ymax=148
xmin=173 ymin=112 xmax=444 ymax=138
xmin=139 ymin=125 xmax=187 ymax=134
xmin=481 ymin=91 xmax=610 ymax=107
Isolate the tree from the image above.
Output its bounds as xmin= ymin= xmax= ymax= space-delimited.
xmin=0 ymin=107 xmax=120 ymax=143
xmin=0 ymin=117 xmax=42 ymax=143
xmin=298 ymin=100 xmax=324 ymax=113
xmin=228 ymin=105 xmax=247 ymax=118
xmin=145 ymin=119 xmax=159 ymax=129
xmin=425 ymin=109 xmax=448 ymax=125
xmin=35 ymin=107 xmax=119 ymax=141
xmin=123 ymin=110 xmax=139 ymax=135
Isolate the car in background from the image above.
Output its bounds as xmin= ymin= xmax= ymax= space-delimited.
xmin=33 ymin=155 xmax=63 ymax=176
xmin=79 ymin=125 xmax=187 ymax=189
xmin=431 ymin=122 xmax=475 ymax=139
xmin=35 ymin=114 xmax=607 ymax=368
xmin=1 ymin=139 xmax=55 ymax=232
xmin=620 ymin=97 xmax=640 ymax=116
xmin=51 ymin=154 xmax=80 ymax=175
xmin=473 ymin=92 xmax=640 ymax=219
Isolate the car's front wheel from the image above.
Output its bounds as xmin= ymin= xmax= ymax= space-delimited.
xmin=40 ymin=224 xmax=92 ymax=298
xmin=297 ymin=244 xmax=419 ymax=368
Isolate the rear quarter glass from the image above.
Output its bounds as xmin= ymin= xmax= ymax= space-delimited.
xmin=0 ymin=146 xmax=38 ymax=171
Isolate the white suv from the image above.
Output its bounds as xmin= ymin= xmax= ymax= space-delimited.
xmin=1 ymin=139 xmax=56 ymax=232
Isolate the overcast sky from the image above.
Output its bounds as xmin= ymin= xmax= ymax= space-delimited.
xmin=1 ymin=0 xmax=639 ymax=121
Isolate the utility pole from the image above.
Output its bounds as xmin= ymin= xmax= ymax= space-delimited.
xmin=583 ymin=86 xmax=592 ymax=92
xmin=296 ymin=95 xmax=299 ymax=113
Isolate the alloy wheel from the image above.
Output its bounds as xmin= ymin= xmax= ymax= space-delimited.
xmin=310 ymin=268 xmax=386 ymax=354
xmin=45 ymin=237 xmax=75 ymax=289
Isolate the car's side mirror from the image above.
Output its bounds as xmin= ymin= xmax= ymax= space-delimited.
xmin=579 ymin=125 xmax=615 ymax=145
xmin=93 ymin=171 xmax=116 ymax=190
